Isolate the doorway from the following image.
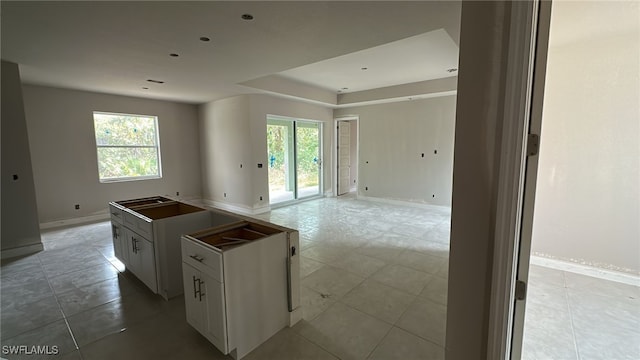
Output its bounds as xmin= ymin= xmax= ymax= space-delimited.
xmin=335 ymin=117 xmax=358 ymax=197
xmin=493 ymin=1 xmax=640 ymax=359
xmin=267 ymin=116 xmax=323 ymax=205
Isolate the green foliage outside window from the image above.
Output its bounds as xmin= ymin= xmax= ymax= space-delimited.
xmin=93 ymin=112 xmax=161 ymax=181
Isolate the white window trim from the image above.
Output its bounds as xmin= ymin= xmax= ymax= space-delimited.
xmin=93 ymin=111 xmax=162 ymax=183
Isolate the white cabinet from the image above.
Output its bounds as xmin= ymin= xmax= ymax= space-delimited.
xmin=181 ymin=221 xmax=301 ymax=359
xmin=182 ymin=262 xmax=228 ymax=353
xmin=109 ymin=197 xmax=216 ymax=300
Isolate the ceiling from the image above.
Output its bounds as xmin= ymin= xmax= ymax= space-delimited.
xmin=1 ymin=1 xmax=461 ymax=107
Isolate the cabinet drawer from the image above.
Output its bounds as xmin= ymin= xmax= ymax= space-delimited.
xmin=109 ymin=204 xmax=124 ymax=224
xmin=123 ymin=211 xmax=153 ymax=239
xmin=181 ymin=237 xmax=223 ymax=282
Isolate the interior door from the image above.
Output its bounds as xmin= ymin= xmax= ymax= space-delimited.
xmin=337 ymin=121 xmax=351 ymax=196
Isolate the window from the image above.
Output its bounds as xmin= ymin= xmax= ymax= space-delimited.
xmin=93 ymin=112 xmax=162 ymax=182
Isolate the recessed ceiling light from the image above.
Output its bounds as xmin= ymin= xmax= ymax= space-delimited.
xmin=147 ymin=79 xmax=165 ymax=84
xmin=447 ymin=68 xmax=458 ymax=73
xmin=199 ymin=36 xmax=211 ymax=42
xmin=241 ymin=14 xmax=254 ymax=20
xmin=142 ymin=87 xmax=149 ymax=90
xmin=361 ymin=67 xmax=368 ymax=71
xmin=170 ymin=53 xmax=179 ymax=57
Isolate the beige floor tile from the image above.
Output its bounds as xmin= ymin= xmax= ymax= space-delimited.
xmin=396 ymin=297 xmax=447 ymax=346
xmin=298 ymin=302 xmax=391 ymax=360
xmin=329 ymin=253 xmax=386 ymax=278
xmin=419 ymin=276 xmax=448 ymax=306
xmin=370 ymin=264 xmax=432 ymax=295
xmin=368 ymin=327 xmax=444 ymax=360
xmin=341 ymin=279 xmax=415 ymax=324
xmin=301 ymin=265 xmax=364 ymax=299
xmin=244 ymin=327 xmax=338 ymax=360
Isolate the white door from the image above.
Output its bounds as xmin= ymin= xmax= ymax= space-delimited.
xmin=337 ymin=121 xmax=351 ymax=196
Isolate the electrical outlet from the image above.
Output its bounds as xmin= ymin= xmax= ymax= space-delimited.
xmin=74 ymin=204 xmax=80 ymax=210
xmin=176 ymin=191 xmax=180 ymax=196
xmin=260 ymin=196 xmax=263 ymax=201
xmin=365 ymin=187 xmax=368 ymax=191
xmin=224 ymin=193 xmax=227 ymax=198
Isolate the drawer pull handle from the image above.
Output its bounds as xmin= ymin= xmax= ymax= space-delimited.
xmin=192 ymin=276 xmax=198 ymax=299
xmin=198 ymin=279 xmax=205 ymax=301
xmin=189 ymin=254 xmax=204 ymax=262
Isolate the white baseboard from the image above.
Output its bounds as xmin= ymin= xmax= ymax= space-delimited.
xmin=1 ymin=243 xmax=44 ymax=259
xmin=40 ymin=212 xmax=110 ymax=230
xmin=201 ymin=199 xmax=271 ymax=215
xmin=356 ymin=195 xmax=451 ymax=212
xmin=324 ymin=191 xmax=334 ymax=198
xmin=531 ymin=255 xmax=640 ymax=287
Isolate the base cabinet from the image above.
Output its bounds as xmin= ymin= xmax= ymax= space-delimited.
xmin=181 ymin=221 xmax=296 ymax=359
xmin=109 ymin=198 xmax=215 ymax=299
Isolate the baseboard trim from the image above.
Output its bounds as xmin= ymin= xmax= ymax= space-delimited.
xmin=1 ymin=243 xmax=44 ymax=259
xmin=356 ymin=195 xmax=451 ymax=212
xmin=531 ymin=255 xmax=640 ymax=287
xmin=40 ymin=212 xmax=110 ymax=230
xmin=201 ymin=199 xmax=271 ymax=215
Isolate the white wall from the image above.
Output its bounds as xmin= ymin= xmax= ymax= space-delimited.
xmin=1 ymin=61 xmax=42 ymax=254
xmin=532 ymin=19 xmax=640 ymax=273
xmin=335 ymin=95 xmax=456 ymax=206
xmin=22 ymin=85 xmax=202 ymax=223
xmin=199 ymin=94 xmax=333 ymax=212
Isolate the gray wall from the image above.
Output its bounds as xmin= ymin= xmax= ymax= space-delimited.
xmin=199 ymin=94 xmax=333 ymax=212
xmin=532 ymin=11 xmax=640 ymax=273
xmin=22 ymin=85 xmax=202 ymax=223
xmin=446 ymin=1 xmax=511 ymax=358
xmin=1 ymin=61 xmax=42 ymax=253
xmin=335 ymin=95 xmax=456 ymax=206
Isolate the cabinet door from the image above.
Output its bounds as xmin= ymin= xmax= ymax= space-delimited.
xmin=136 ymin=237 xmax=158 ymax=293
xmin=126 ymin=230 xmax=141 ymax=274
xmin=111 ymin=222 xmax=123 ymax=261
xmin=125 ymin=231 xmax=158 ymax=293
xmin=182 ymin=263 xmax=204 ymax=332
xmin=200 ymin=271 xmax=228 ymax=353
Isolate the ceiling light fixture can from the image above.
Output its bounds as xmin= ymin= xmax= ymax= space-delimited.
xmin=241 ymin=14 xmax=254 ymax=20
xmin=199 ymin=37 xmax=210 ymax=42
xmin=170 ymin=53 xmax=179 ymax=57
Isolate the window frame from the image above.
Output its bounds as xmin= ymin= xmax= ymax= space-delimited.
xmin=93 ymin=111 xmax=163 ymax=183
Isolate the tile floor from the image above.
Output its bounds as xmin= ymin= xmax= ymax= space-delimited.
xmin=523 ymin=264 xmax=640 ymax=360
xmin=1 ymin=196 xmax=638 ymax=359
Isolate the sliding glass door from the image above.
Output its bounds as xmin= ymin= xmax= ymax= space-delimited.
xmin=267 ymin=117 xmax=322 ymax=205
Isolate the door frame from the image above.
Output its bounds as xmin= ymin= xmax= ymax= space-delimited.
xmin=486 ymin=0 xmax=552 ymax=359
xmin=333 ymin=116 xmax=359 ymax=197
